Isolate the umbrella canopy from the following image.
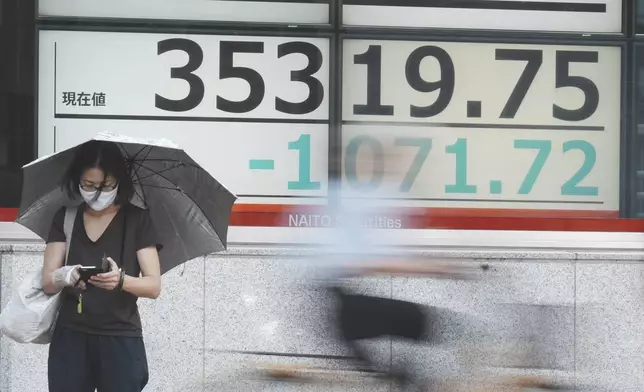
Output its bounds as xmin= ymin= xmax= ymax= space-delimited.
xmin=16 ymin=132 xmax=237 ymax=274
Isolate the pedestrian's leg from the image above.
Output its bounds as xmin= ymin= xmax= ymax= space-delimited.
xmin=348 ymin=338 xmax=417 ymax=389
xmin=95 ymin=335 xmax=149 ymax=392
xmin=338 ymin=292 xmax=413 ymax=386
xmin=48 ymin=327 xmax=95 ymax=392
xmin=335 ymin=289 xmax=386 ymax=373
xmin=385 ymin=299 xmax=434 ymax=390
xmin=344 ymin=338 xmax=383 ymax=374
xmin=335 ymin=287 xmax=432 ymax=388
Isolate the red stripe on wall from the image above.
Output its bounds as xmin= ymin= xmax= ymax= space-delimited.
xmin=0 ymin=208 xmax=17 ymax=221
xmin=2 ymin=206 xmax=639 ymax=232
xmin=231 ymin=204 xmax=620 ymax=218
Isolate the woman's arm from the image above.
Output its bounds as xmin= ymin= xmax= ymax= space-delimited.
xmin=42 ymin=207 xmax=85 ymax=294
xmin=42 ymin=242 xmax=84 ymax=293
xmin=122 ymin=246 xmax=161 ymax=299
xmin=42 ymin=242 xmax=66 ymax=294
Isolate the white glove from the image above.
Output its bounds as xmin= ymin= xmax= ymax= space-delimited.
xmin=51 ymin=265 xmax=81 ymax=290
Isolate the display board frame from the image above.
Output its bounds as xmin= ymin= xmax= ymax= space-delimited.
xmin=3 ymin=0 xmax=641 ymax=233
xmin=629 ymin=42 xmax=644 ymax=218
xmin=337 ymin=31 xmax=629 ymax=218
xmin=634 ymin=0 xmax=644 ymax=35
xmin=36 ymin=0 xmax=334 ymax=29
xmin=34 ymin=24 xmax=339 ymax=209
xmin=342 ymin=0 xmax=625 ymax=34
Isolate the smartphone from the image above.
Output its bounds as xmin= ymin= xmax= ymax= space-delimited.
xmin=79 ymin=266 xmax=103 ymax=281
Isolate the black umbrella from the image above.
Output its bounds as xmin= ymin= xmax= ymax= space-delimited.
xmin=16 ymin=132 xmax=237 ymax=274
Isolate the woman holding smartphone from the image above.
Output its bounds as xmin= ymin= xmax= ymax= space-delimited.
xmin=41 ymin=141 xmax=163 ymax=392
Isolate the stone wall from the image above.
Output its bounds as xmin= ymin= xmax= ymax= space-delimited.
xmin=2 ymin=244 xmax=644 ymax=391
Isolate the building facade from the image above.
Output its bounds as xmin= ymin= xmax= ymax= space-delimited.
xmin=3 ymin=1 xmax=644 ymax=391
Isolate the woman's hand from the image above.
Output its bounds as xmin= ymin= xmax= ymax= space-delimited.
xmin=52 ymin=264 xmax=87 ymax=290
xmin=89 ymin=257 xmax=120 ymax=291
xmin=75 ymin=277 xmax=87 ymax=291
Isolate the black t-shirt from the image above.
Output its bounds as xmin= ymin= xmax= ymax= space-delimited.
xmin=47 ymin=203 xmax=161 ymax=337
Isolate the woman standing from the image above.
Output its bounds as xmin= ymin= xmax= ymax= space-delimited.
xmin=41 ymin=141 xmax=163 ymax=392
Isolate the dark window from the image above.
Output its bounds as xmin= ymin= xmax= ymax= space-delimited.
xmin=0 ymin=0 xmax=35 ymax=208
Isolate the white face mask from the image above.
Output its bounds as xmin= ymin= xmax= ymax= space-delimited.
xmin=79 ymin=185 xmax=119 ymax=212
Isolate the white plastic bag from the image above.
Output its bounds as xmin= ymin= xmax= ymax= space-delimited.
xmin=0 ymin=206 xmax=77 ymax=344
xmin=0 ymin=269 xmax=63 ymax=343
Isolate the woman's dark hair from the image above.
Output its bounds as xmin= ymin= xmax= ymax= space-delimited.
xmin=61 ymin=140 xmax=134 ymax=205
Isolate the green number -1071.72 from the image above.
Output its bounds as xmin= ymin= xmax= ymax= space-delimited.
xmin=286 ymin=134 xmax=598 ymax=197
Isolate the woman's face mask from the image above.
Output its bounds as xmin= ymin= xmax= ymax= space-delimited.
xmin=79 ymin=185 xmax=119 ymax=212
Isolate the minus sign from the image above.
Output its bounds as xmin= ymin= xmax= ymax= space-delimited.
xmin=249 ymin=159 xmax=275 ymax=170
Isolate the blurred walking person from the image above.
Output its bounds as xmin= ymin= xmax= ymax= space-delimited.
xmin=307 ymin=142 xmax=479 ymax=391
